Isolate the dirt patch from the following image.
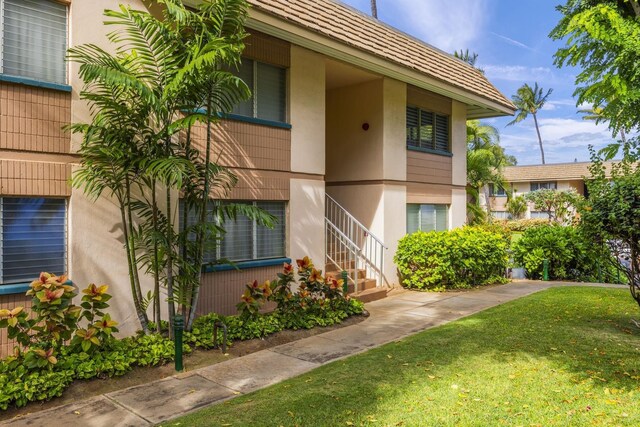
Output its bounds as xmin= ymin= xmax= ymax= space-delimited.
xmin=0 ymin=314 xmax=366 ymax=421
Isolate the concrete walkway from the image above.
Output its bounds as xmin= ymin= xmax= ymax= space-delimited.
xmin=1 ymin=281 xmax=621 ymax=426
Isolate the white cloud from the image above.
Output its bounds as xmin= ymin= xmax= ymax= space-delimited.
xmin=391 ymin=0 xmax=490 ymax=53
xmin=482 ymin=65 xmax=556 ymax=82
xmin=500 ymin=118 xmax=619 ymax=164
xmin=541 ymin=99 xmax=579 ymax=111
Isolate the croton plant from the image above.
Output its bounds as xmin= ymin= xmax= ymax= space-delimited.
xmin=0 ymin=272 xmax=119 ymax=369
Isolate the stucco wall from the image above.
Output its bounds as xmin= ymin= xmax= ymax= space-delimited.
xmin=326 ymin=183 xmax=405 ymax=286
xmin=382 ymin=78 xmax=407 ymax=181
xmin=290 ymin=46 xmax=325 ymax=175
xmin=289 ymin=179 xmax=325 ymax=267
xmin=326 ymin=79 xmax=384 ymax=182
xmin=451 ymin=101 xmax=467 ymax=188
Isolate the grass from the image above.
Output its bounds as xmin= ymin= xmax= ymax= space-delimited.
xmin=168 ymin=287 xmax=640 ymax=426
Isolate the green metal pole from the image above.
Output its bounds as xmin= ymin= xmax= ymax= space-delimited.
xmin=543 ymin=259 xmax=549 ymax=281
xmin=342 ymin=270 xmax=349 ymax=294
xmin=174 ymin=314 xmax=184 ymax=372
xmin=597 ymin=262 xmax=602 ymax=283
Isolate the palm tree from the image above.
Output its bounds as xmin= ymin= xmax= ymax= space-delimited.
xmin=68 ymin=0 xmax=274 ymax=334
xmin=508 ymin=82 xmax=553 ymax=164
xmin=371 ymin=0 xmax=378 ymax=18
xmin=466 ymin=120 xmax=515 ymax=222
xmin=579 ymin=106 xmax=627 ymax=143
xmin=454 ymin=49 xmax=483 ymax=74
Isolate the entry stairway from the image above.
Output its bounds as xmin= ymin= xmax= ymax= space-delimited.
xmin=324 ymin=195 xmax=388 ymax=303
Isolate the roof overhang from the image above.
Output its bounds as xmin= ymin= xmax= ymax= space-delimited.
xmin=247 ymin=10 xmax=514 ymax=119
xmin=183 ymin=0 xmax=515 ymax=119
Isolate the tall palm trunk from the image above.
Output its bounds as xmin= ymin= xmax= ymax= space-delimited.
xmin=121 ymin=180 xmax=149 ymax=333
xmin=620 ymin=128 xmax=627 ymax=144
xmin=370 ymin=0 xmax=378 ymax=18
xmin=187 ymin=92 xmax=214 ymax=331
xmin=164 ymin=135 xmax=176 ymax=339
xmin=532 ymin=113 xmax=546 ymax=164
xmin=151 ymin=180 xmax=162 ymax=334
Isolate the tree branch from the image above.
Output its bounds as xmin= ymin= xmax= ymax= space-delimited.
xmin=630 ymin=0 xmax=640 ymax=17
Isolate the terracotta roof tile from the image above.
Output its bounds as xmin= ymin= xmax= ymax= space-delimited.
xmin=248 ymin=0 xmax=515 ymax=112
xmin=503 ymin=162 xmax=616 ymax=182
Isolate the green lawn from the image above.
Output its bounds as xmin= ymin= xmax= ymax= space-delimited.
xmin=169 ymin=287 xmax=640 ymax=426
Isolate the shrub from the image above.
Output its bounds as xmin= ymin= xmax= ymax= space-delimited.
xmin=493 ymin=218 xmax=549 ymax=232
xmin=512 ymin=225 xmax=608 ymax=280
xmin=506 ymin=195 xmax=528 ymax=219
xmin=0 ymin=263 xmax=365 ymax=411
xmin=394 ymin=227 xmax=509 ymax=291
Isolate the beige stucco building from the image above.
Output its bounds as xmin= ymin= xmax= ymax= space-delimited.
xmin=0 ymin=0 xmax=513 ymax=354
xmin=488 ymin=161 xmax=615 ymax=219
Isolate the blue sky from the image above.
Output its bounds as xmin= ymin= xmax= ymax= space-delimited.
xmin=340 ymin=0 xmax=621 ymax=165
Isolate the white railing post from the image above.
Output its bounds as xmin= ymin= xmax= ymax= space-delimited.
xmin=324 ymin=194 xmax=387 ymax=289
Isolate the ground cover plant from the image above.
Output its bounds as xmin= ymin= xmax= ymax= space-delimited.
xmin=169 ymin=286 xmax=640 ymax=426
xmin=395 ymin=226 xmax=509 ymax=290
xmin=0 ymin=260 xmax=363 ymax=410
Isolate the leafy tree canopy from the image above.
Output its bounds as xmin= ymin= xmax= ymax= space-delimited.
xmin=551 ymin=0 xmax=640 ymax=136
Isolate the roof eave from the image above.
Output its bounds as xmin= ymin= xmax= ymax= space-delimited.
xmin=246 ymin=11 xmax=515 ymax=118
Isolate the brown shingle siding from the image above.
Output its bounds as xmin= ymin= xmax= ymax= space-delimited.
xmin=0 ymin=82 xmax=71 ymax=154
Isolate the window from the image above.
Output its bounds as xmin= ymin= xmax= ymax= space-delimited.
xmin=530 ymin=211 xmax=548 ymax=219
xmin=489 ymin=184 xmax=507 ymax=197
xmin=407 ymin=204 xmax=448 ymax=233
xmin=406 ymin=106 xmax=450 ymax=153
xmin=0 ymin=0 xmax=68 ymax=84
xmin=232 ymin=58 xmax=287 ymax=123
xmin=530 ymin=181 xmax=557 ymax=191
xmin=1 ymin=198 xmax=67 ymax=285
xmin=492 ymin=211 xmax=511 ymax=220
xmin=182 ymin=201 xmax=286 ymax=264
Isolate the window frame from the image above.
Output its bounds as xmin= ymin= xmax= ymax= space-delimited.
xmin=231 ymin=58 xmax=288 ymax=126
xmin=489 ymin=184 xmax=507 ymax=197
xmin=0 ymin=197 xmax=68 ymax=287
xmin=530 ymin=181 xmax=557 ymax=191
xmin=406 ymin=105 xmax=451 ymax=155
xmin=406 ymin=203 xmax=449 ymax=233
xmin=491 ymin=211 xmax=511 ymax=220
xmin=182 ymin=200 xmax=287 ymax=266
xmin=0 ymin=0 xmax=70 ymax=87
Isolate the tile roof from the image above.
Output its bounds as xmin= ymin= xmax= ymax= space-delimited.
xmin=503 ymin=161 xmax=616 ymax=182
xmin=248 ymin=0 xmax=515 ymax=113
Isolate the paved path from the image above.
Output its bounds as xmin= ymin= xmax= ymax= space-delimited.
xmin=1 ymin=281 xmax=622 ymax=426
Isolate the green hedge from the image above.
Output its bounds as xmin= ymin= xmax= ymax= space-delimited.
xmin=493 ymin=218 xmax=549 ymax=232
xmin=394 ymin=227 xmax=509 ymax=291
xmin=512 ymin=225 xmax=610 ymax=281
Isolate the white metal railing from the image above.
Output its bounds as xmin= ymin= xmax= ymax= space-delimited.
xmin=325 ymin=194 xmax=387 ymax=288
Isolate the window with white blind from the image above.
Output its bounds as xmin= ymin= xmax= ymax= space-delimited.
xmin=0 ymin=198 xmax=67 ymax=285
xmin=0 ymin=0 xmax=68 ymax=84
xmin=530 ymin=181 xmax=557 ymax=191
xmin=232 ymin=58 xmax=287 ymax=123
xmin=406 ymin=106 xmax=450 ymax=154
xmin=530 ymin=211 xmax=548 ymax=219
xmin=406 ymin=204 xmax=449 ymax=234
xmin=182 ymin=201 xmax=286 ymax=264
xmin=491 ymin=211 xmax=511 ymax=220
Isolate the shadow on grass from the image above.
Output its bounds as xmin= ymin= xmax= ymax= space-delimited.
xmin=171 ymin=286 xmax=640 ymax=426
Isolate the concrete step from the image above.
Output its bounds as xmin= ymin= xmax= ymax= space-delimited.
xmin=325 ymin=268 xmax=366 ymax=281
xmin=325 ymin=259 xmax=356 ymax=272
xmin=352 ymin=287 xmax=388 ymax=303
xmin=345 ymin=278 xmax=377 ymax=294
